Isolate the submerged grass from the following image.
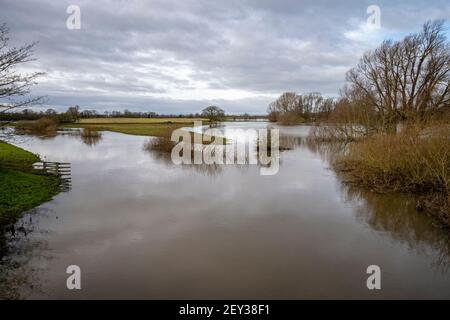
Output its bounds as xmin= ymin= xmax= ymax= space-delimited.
xmin=143 ymin=127 xmax=226 ymax=154
xmin=62 ymin=122 xmax=192 ymax=137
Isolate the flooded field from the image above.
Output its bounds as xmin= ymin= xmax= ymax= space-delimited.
xmin=1 ymin=122 xmax=449 ymax=299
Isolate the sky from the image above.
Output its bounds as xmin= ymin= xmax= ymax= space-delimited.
xmin=1 ymin=0 xmax=449 ymax=114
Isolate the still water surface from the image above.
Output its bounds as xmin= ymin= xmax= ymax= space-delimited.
xmin=2 ymin=122 xmax=450 ymax=299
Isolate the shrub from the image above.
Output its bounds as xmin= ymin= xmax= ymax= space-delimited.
xmin=15 ymin=117 xmax=58 ymax=136
xmin=334 ymin=125 xmax=449 ymax=224
xmin=336 ymin=126 xmax=449 ymax=193
xmin=144 ymin=136 xmax=176 ymax=153
xmin=80 ymin=128 xmax=102 ymax=146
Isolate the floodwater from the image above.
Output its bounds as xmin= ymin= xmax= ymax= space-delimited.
xmin=1 ymin=122 xmax=450 ymax=299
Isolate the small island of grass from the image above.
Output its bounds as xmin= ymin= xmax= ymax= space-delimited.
xmin=61 ymin=118 xmax=207 ymax=137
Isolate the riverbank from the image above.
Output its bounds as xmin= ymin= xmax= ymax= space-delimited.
xmin=0 ymin=141 xmax=59 ymax=226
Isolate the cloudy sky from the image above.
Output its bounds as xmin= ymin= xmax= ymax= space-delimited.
xmin=1 ymin=0 xmax=449 ymax=114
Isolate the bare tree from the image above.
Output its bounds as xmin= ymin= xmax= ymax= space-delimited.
xmin=267 ymin=92 xmax=301 ymax=114
xmin=0 ymin=23 xmax=44 ymax=131
xmin=267 ymin=92 xmax=301 ymax=124
xmin=300 ymin=92 xmax=324 ymax=121
xmin=267 ymin=92 xmax=333 ymax=123
xmin=347 ymin=20 xmax=450 ymax=131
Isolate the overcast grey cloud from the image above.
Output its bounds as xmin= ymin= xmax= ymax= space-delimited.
xmin=1 ymin=0 xmax=449 ymax=113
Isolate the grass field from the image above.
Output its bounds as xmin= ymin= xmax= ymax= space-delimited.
xmin=75 ymin=117 xmax=207 ymax=124
xmin=0 ymin=141 xmax=39 ymax=166
xmin=0 ymin=141 xmax=59 ymax=226
xmin=62 ymin=118 xmax=209 ymax=137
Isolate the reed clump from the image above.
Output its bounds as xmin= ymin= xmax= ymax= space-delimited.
xmin=144 ymin=136 xmax=176 ymax=153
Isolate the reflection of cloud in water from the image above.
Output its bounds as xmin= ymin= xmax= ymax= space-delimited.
xmin=143 ymin=141 xmax=224 ymax=177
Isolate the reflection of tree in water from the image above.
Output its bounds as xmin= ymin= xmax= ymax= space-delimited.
xmin=264 ymin=134 xmax=347 ymax=163
xmin=145 ymin=134 xmax=450 ymax=269
xmin=342 ymin=185 xmax=450 ymax=269
xmin=278 ymin=135 xmax=304 ymax=150
xmin=79 ymin=128 xmax=102 ymax=146
xmin=57 ymin=128 xmax=103 ymax=146
xmin=304 ymin=138 xmax=450 ymax=269
xmin=303 ymin=138 xmax=348 ymax=164
xmin=0 ymin=209 xmax=52 ymax=299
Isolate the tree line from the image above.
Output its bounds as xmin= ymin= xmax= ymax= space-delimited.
xmin=0 ymin=105 xmax=263 ymax=123
xmin=0 ymin=106 xmax=203 ymax=123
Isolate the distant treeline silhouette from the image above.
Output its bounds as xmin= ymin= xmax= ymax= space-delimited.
xmin=0 ymin=105 xmax=265 ymax=123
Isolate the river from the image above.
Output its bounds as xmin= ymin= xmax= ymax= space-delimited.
xmin=1 ymin=122 xmax=449 ymax=299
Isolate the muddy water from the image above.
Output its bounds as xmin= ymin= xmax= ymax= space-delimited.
xmin=1 ymin=122 xmax=450 ymax=299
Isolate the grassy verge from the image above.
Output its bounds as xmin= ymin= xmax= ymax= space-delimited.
xmin=74 ymin=117 xmax=206 ymax=124
xmin=334 ymin=126 xmax=449 ymax=226
xmin=0 ymin=169 xmax=59 ymax=225
xmin=0 ymin=141 xmax=59 ymax=226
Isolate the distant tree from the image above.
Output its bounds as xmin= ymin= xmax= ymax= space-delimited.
xmin=267 ymin=92 xmax=301 ymax=124
xmin=80 ymin=109 xmax=98 ymax=118
xmin=267 ymin=92 xmax=334 ymax=123
xmin=201 ymin=105 xmax=225 ymax=122
xmin=66 ymin=105 xmax=80 ymax=121
xmin=45 ymin=108 xmax=57 ymax=116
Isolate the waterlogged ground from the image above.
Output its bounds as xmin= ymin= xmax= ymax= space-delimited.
xmin=1 ymin=122 xmax=450 ymax=299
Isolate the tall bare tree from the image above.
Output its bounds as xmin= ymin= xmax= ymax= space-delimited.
xmin=0 ymin=23 xmax=43 ymax=129
xmin=347 ymin=20 xmax=450 ymax=131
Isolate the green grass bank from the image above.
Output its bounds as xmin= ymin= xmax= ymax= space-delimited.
xmin=0 ymin=141 xmax=59 ymax=226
